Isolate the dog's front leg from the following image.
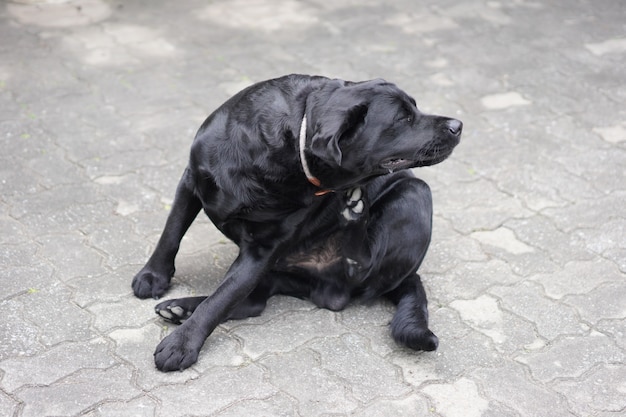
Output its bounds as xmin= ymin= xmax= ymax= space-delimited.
xmin=153 ymin=249 xmax=268 ymax=371
xmin=132 ymin=168 xmax=202 ymax=299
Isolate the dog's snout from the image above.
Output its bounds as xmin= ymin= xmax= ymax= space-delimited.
xmin=446 ymin=119 xmax=463 ymax=137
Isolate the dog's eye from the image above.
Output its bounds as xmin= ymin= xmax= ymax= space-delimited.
xmin=396 ymin=113 xmax=413 ymax=124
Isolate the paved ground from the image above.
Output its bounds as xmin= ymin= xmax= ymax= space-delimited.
xmin=1 ymin=0 xmax=625 ymax=416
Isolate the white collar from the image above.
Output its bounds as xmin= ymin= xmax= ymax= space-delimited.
xmin=298 ymin=114 xmax=316 ymax=185
xmin=298 ymin=114 xmax=332 ymax=195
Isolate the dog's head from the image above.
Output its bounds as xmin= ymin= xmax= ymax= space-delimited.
xmin=306 ymin=79 xmax=462 ymax=189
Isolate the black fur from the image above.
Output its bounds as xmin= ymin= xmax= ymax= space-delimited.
xmin=131 ymin=74 xmax=462 ymax=371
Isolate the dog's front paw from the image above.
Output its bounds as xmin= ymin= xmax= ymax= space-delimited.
xmin=154 ymin=326 xmax=204 ymax=372
xmin=341 ymin=187 xmax=367 ymax=224
xmin=132 ymin=266 xmax=172 ymax=299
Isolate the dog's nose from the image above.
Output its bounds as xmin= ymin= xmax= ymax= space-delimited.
xmin=447 ymin=119 xmax=463 ymax=137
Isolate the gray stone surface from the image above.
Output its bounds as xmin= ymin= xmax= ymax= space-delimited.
xmin=0 ymin=0 xmax=624 ymax=416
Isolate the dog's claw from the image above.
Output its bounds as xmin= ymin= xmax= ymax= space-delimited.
xmin=348 ymin=187 xmax=362 ymax=202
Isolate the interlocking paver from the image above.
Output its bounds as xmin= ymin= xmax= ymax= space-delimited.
xmin=553 ymin=364 xmax=626 ymax=416
xmin=422 ymin=378 xmax=489 ymax=417
xmin=17 ymin=365 xmax=141 ymax=417
xmin=1 ymin=0 xmax=624 ymax=416
xmin=472 ymin=363 xmax=574 ymax=417
xmin=260 ymin=348 xmax=358 ymax=416
xmin=515 ymin=332 xmax=625 ymax=383
xmin=0 ymin=338 xmax=116 ymax=391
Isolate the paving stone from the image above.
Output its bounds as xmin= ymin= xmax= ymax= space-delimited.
xmin=489 ymin=281 xmax=587 ymax=340
xmin=349 ymin=394 xmax=431 ymax=417
xmin=562 ymin=282 xmax=626 ymax=325
xmin=423 ymin=222 xmax=489 ymax=275
xmin=0 ymin=337 xmax=116 ymax=392
xmin=309 ymin=333 xmax=411 ymax=403
xmin=393 ymin=307 xmax=505 ymax=382
xmin=552 ymin=364 xmax=626 ymax=416
xmin=107 ymin=324 xmax=201 ymax=390
xmin=218 ymin=296 xmax=319 ymax=341
xmin=0 ymin=390 xmax=18 ymax=417
xmin=94 ymin=173 xmax=164 ymax=217
xmin=506 ymin=215 xmax=598 ymax=267
xmin=87 ymin=297 xmax=157 ymax=333
xmin=0 ymin=241 xmax=39 ymax=271
xmin=151 ymin=364 xmax=277 ymax=417
xmin=543 ymin=191 xmax=626 ymax=233
xmin=593 ymin=123 xmax=626 ymax=144
xmin=213 ymin=392 xmax=298 ymax=417
xmin=428 ymin=259 xmax=522 ymax=305
xmin=530 ymin=258 xmax=623 ymax=300
xmin=259 ymin=348 xmax=358 ymax=416
xmin=422 ymin=377 xmax=489 ymax=417
xmin=83 ymin=395 xmax=158 ymax=417
xmin=603 ymin=247 xmax=626 ymax=273
xmin=556 ymin=148 xmax=626 ymax=195
xmin=87 ymin=216 xmax=153 ymax=269
xmin=36 ymin=232 xmax=105 ymax=281
xmin=435 ymin=178 xmax=534 ymax=234
xmin=232 ymin=308 xmax=348 ymax=360
xmin=572 ymin=218 xmax=626 ymax=260
xmin=68 ymin=265 xmax=137 ymax=308
xmin=515 ymin=332 xmax=625 ymax=383
xmin=26 ymin=144 xmax=86 ymax=190
xmin=337 ymin=301 xmax=398 ymax=357
xmin=7 ymin=0 xmax=112 ymax=28
xmin=15 ymin=283 xmax=96 ymax=346
xmin=0 ymin=299 xmax=44 ymax=360
xmin=470 ymin=227 xmax=534 ymax=255
xmin=1 ymin=0 xmax=625 ymax=415
xmin=17 ymin=365 xmax=141 ymax=417
xmin=480 ymin=91 xmax=531 ymax=110
xmin=596 ymin=319 xmax=626 ymax=350
xmin=1 ymin=263 xmax=55 ymax=301
xmin=389 ymin=350 xmax=442 ymax=388
xmin=472 ymin=363 xmax=573 ymax=417
xmin=450 ymin=294 xmax=537 ymax=354
xmin=8 ymin=188 xmax=113 ymax=236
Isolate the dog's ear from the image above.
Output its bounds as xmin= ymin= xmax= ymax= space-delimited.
xmin=310 ymin=104 xmax=368 ymax=166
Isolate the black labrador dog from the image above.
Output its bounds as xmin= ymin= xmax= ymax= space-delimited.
xmin=131 ymin=74 xmax=462 ymax=371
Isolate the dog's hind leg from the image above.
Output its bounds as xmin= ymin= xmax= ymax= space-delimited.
xmin=132 ymin=168 xmax=202 ymax=299
xmin=156 ymin=280 xmax=272 ymax=325
xmin=360 ymin=173 xmax=439 ymax=351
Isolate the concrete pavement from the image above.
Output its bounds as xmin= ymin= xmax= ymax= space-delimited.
xmin=1 ymin=0 xmax=625 ymax=416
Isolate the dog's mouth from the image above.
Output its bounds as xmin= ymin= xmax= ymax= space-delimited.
xmin=380 ymin=158 xmax=414 ymax=172
xmin=415 ymin=150 xmax=453 ymax=167
xmin=380 ymin=149 xmax=453 ymax=172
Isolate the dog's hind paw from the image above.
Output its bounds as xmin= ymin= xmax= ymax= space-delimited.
xmin=155 ymin=297 xmax=206 ymax=325
xmin=392 ymin=326 xmax=439 ymax=352
xmin=156 ymin=303 xmax=190 ymax=325
xmin=341 ymin=187 xmax=366 ymax=223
